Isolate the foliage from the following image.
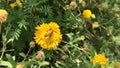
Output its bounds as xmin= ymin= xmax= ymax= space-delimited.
xmin=0 ymin=0 xmax=120 ymax=68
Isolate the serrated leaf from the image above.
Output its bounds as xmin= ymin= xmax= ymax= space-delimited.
xmin=18 ymin=20 xmax=27 ymax=30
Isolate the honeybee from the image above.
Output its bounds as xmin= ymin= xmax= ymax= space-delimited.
xmin=45 ymin=29 xmax=53 ymax=37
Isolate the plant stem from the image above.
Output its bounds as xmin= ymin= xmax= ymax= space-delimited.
xmin=0 ymin=23 xmax=2 ymax=34
xmin=26 ymin=48 xmax=31 ymax=57
xmin=0 ymin=43 xmax=6 ymax=60
xmin=0 ymin=49 xmax=14 ymax=52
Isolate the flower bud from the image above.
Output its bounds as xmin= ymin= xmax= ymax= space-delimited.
xmin=92 ymin=22 xmax=99 ymax=28
xmin=115 ymin=13 xmax=119 ymax=18
xmin=29 ymin=41 xmax=35 ymax=48
xmin=36 ymin=51 xmax=45 ymax=60
xmin=70 ymin=1 xmax=78 ymax=10
xmin=75 ymin=59 xmax=80 ymax=63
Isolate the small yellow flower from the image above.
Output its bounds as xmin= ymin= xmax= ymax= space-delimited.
xmin=92 ymin=22 xmax=99 ymax=28
xmin=92 ymin=54 xmax=108 ymax=66
xmin=10 ymin=0 xmax=22 ymax=8
xmin=80 ymin=35 xmax=85 ymax=41
xmin=83 ymin=9 xmax=92 ymax=18
xmin=16 ymin=0 xmax=22 ymax=8
xmin=34 ymin=22 xmax=62 ymax=50
xmin=0 ymin=9 xmax=8 ymax=23
xmin=91 ymin=14 xmax=96 ymax=19
xmin=10 ymin=2 xmax=17 ymax=8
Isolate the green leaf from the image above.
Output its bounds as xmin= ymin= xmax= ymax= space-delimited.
xmin=6 ymin=54 xmax=16 ymax=67
xmin=112 ymin=4 xmax=120 ymax=11
xmin=108 ymin=26 xmax=113 ymax=34
xmin=18 ymin=20 xmax=27 ymax=30
xmin=100 ymin=41 xmax=110 ymax=53
xmin=113 ymin=35 xmax=120 ymax=45
xmin=0 ymin=61 xmax=13 ymax=68
xmin=66 ymin=33 xmax=74 ymax=41
xmin=7 ymin=38 xmax=14 ymax=44
xmin=39 ymin=61 xmax=50 ymax=67
xmin=19 ymin=52 xmax=26 ymax=58
xmin=101 ymin=2 xmax=109 ymax=9
xmin=55 ymin=61 xmax=65 ymax=68
xmin=72 ymin=37 xmax=80 ymax=43
xmin=26 ymin=60 xmax=39 ymax=65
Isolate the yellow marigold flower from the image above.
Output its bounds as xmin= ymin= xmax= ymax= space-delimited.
xmin=0 ymin=9 xmax=8 ymax=23
xmin=10 ymin=2 xmax=17 ymax=8
xmin=16 ymin=0 xmax=22 ymax=8
xmin=92 ymin=54 xmax=108 ymax=66
xmin=92 ymin=22 xmax=99 ymax=28
xmin=34 ymin=22 xmax=62 ymax=50
xmin=83 ymin=9 xmax=92 ymax=18
xmin=80 ymin=35 xmax=85 ymax=41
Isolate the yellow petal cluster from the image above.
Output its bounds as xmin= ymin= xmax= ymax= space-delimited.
xmin=10 ymin=3 xmax=17 ymax=8
xmin=34 ymin=22 xmax=62 ymax=50
xmin=83 ymin=9 xmax=92 ymax=18
xmin=10 ymin=0 xmax=22 ymax=8
xmin=0 ymin=9 xmax=8 ymax=23
xmin=92 ymin=54 xmax=108 ymax=66
xmin=80 ymin=35 xmax=85 ymax=41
